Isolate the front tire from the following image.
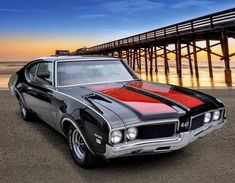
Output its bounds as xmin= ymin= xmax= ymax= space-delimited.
xmin=68 ymin=125 xmax=97 ymax=168
xmin=19 ymin=98 xmax=34 ymax=121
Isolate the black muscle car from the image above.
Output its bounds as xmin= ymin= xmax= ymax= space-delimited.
xmin=8 ymin=56 xmax=226 ymax=168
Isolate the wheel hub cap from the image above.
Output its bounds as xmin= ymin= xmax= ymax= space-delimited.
xmin=72 ymin=129 xmax=85 ymax=160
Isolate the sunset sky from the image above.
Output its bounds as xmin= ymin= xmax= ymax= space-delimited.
xmin=1 ymin=0 xmax=235 ymax=61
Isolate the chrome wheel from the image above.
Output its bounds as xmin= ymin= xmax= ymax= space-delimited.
xmin=68 ymin=124 xmax=98 ymax=168
xmin=72 ymin=129 xmax=85 ymax=160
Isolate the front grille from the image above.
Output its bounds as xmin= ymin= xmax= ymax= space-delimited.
xmin=190 ymin=114 xmax=204 ymax=130
xmin=138 ymin=123 xmax=176 ymax=139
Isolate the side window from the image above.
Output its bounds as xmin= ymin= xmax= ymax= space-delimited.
xmin=28 ymin=63 xmax=38 ymax=81
xmin=35 ymin=62 xmax=52 ymax=85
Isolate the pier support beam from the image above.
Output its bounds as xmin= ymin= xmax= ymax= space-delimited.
xmin=131 ymin=49 xmax=134 ymax=70
xmin=135 ymin=49 xmax=138 ymax=71
xmin=163 ymin=44 xmax=169 ymax=76
xmin=154 ymin=46 xmax=158 ymax=73
xmin=206 ymin=39 xmax=213 ymax=78
xmin=193 ymin=40 xmax=199 ymax=78
xmin=221 ymin=31 xmax=232 ymax=84
xmin=175 ymin=43 xmax=179 ymax=75
xmin=118 ymin=50 xmax=122 ymax=58
xmin=129 ymin=49 xmax=132 ymax=68
xmin=187 ymin=43 xmax=193 ymax=76
xmin=133 ymin=49 xmax=136 ymax=71
xmin=139 ymin=48 xmax=142 ymax=72
xmin=126 ymin=50 xmax=130 ymax=65
xmin=149 ymin=47 xmax=153 ymax=75
xmin=177 ymin=41 xmax=182 ymax=78
xmin=144 ymin=47 xmax=148 ymax=74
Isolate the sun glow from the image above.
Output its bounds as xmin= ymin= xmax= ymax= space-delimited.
xmin=0 ymin=35 xmax=94 ymax=61
xmin=0 ymin=35 xmax=235 ymax=62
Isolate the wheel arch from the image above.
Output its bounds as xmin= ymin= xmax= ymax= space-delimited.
xmin=61 ymin=117 xmax=96 ymax=156
xmin=14 ymin=89 xmax=20 ymax=100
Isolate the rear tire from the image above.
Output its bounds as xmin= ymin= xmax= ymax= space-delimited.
xmin=19 ymin=98 xmax=34 ymax=121
xmin=68 ymin=125 xmax=97 ymax=168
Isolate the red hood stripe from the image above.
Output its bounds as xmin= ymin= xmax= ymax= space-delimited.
xmin=88 ymin=84 xmax=176 ymax=115
xmin=128 ymin=81 xmax=204 ymax=108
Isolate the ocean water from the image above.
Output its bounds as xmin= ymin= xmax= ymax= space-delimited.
xmin=137 ymin=60 xmax=235 ymax=87
xmin=0 ymin=61 xmax=28 ymax=88
xmin=0 ymin=60 xmax=235 ymax=88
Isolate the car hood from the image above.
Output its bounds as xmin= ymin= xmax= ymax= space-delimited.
xmin=58 ymin=80 xmax=222 ymax=128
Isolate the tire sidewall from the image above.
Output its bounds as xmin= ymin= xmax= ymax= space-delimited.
xmin=68 ymin=125 xmax=92 ymax=167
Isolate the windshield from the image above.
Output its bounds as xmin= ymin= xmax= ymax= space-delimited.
xmin=57 ymin=60 xmax=136 ymax=86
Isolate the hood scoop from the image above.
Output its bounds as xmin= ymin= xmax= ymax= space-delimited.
xmin=84 ymin=93 xmax=112 ymax=103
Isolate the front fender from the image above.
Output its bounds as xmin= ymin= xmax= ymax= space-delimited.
xmin=61 ymin=110 xmax=109 ymax=156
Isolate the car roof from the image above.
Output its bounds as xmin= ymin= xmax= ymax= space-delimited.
xmin=37 ymin=55 xmax=120 ymax=62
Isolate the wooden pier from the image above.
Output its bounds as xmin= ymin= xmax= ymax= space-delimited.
xmin=75 ymin=8 xmax=235 ymax=85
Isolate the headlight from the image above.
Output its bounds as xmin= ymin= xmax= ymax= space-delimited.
xmin=110 ymin=130 xmax=122 ymax=144
xmin=204 ymin=112 xmax=212 ymax=123
xmin=213 ymin=111 xmax=220 ymax=121
xmin=126 ymin=127 xmax=138 ymax=141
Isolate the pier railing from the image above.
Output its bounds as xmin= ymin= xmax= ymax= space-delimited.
xmin=86 ymin=8 xmax=235 ymax=52
xmin=73 ymin=8 xmax=235 ymax=85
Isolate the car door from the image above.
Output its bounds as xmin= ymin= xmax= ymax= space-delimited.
xmin=23 ymin=61 xmax=58 ymax=129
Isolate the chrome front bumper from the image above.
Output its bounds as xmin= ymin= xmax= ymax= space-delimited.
xmin=103 ymin=119 xmax=226 ymax=159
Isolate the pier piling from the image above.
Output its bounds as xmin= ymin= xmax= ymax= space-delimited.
xmin=76 ymin=8 xmax=235 ymax=85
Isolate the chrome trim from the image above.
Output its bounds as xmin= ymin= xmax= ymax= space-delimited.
xmin=189 ymin=107 xmax=225 ymax=129
xmin=55 ymin=58 xmax=120 ymax=62
xmin=56 ymin=79 xmax=137 ymax=88
xmin=191 ymin=107 xmax=225 ymax=119
xmin=126 ymin=118 xmax=179 ymax=137
xmin=125 ymin=118 xmax=179 ymax=128
xmin=61 ymin=118 xmax=96 ymax=156
xmin=108 ymin=118 xmax=179 ymax=145
xmin=216 ymin=98 xmax=223 ymax=104
xmin=171 ymin=105 xmax=186 ymax=114
xmin=54 ymin=59 xmax=136 ymax=88
xmin=24 ymin=60 xmax=54 ymax=87
xmin=224 ymin=108 xmax=227 ymax=118
xmin=103 ymin=118 xmax=226 ymax=159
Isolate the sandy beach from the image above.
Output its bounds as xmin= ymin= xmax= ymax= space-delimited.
xmin=0 ymin=89 xmax=234 ymax=183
